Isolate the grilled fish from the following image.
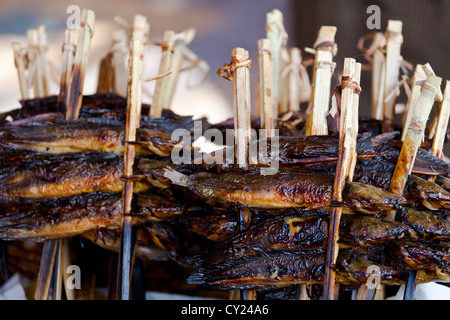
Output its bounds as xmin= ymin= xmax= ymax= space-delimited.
xmin=0 ymin=153 xmax=172 ymax=198
xmin=0 ymin=120 xmax=180 ymax=157
xmin=196 ymin=132 xmax=448 ymax=176
xmin=165 ymin=169 xmax=407 ymax=214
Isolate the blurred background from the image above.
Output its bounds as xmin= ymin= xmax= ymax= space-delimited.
xmin=0 ymin=0 xmax=448 ymax=123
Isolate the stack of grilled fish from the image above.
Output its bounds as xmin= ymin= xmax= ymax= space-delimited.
xmin=1 ymin=94 xmax=450 ymax=296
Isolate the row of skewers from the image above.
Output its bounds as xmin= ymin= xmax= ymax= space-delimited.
xmin=1 ymin=8 xmax=450 ymax=300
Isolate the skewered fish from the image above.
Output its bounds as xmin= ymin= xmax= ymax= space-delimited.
xmin=196 ymin=132 xmax=448 ymax=176
xmin=0 ymin=120 xmax=181 ymax=157
xmin=0 ymin=190 xmax=187 ymax=241
xmin=164 ymin=168 xmax=407 ymax=214
xmin=195 ymin=214 xmax=409 ymax=266
xmin=0 ymin=152 xmax=172 ymax=198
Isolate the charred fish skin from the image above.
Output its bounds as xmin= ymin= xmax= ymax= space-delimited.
xmin=201 ymin=215 xmax=328 ymax=266
xmin=404 ymin=175 xmax=450 ymax=211
xmin=397 ymin=207 xmax=450 ymax=241
xmin=1 ymin=94 xmax=204 ymax=135
xmin=0 ymin=192 xmax=124 ymax=241
xmin=194 ymin=132 xmax=448 ymax=176
xmin=0 ymin=120 xmax=179 ymax=157
xmin=165 ymin=169 xmax=406 ymax=214
xmin=0 ymin=153 xmax=175 ymax=199
xmin=188 ymin=246 xmax=415 ymax=290
xmin=187 ymin=250 xmax=326 ymax=290
xmin=195 ymin=213 xmax=410 ymax=266
xmin=0 ymin=152 xmax=160 ymax=199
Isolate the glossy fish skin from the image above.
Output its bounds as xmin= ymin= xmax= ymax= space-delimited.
xmin=197 ymin=133 xmax=448 ymax=176
xmin=338 ymin=215 xmax=410 ymax=247
xmin=0 ymin=120 xmax=178 ymax=157
xmin=1 ymin=94 xmax=202 ymax=135
xmin=397 ymin=208 xmax=450 ymax=241
xmin=181 ymin=212 xmax=238 ymax=242
xmin=0 ymin=191 xmax=185 ymax=241
xmin=195 ymin=214 xmax=409 ymax=266
xmin=165 ymin=169 xmax=407 ymax=214
xmin=0 ymin=152 xmax=155 ymax=198
xmin=202 ymin=215 xmax=328 ymax=265
xmin=306 ymin=160 xmax=450 ymax=211
xmin=188 ymin=247 xmax=414 ymax=290
xmin=392 ymin=240 xmax=450 ymax=273
xmin=404 ymin=175 xmax=450 ymax=211
xmin=0 ymin=192 xmax=125 ymax=241
xmin=188 ymin=250 xmax=327 ymax=290
xmin=436 ymin=175 xmax=450 ymax=192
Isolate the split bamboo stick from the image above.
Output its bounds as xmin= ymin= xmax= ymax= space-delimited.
xmin=305 ymin=26 xmax=337 ymax=136
xmin=65 ymin=9 xmax=95 ymax=120
xmin=382 ymin=20 xmax=403 ymax=133
xmin=117 ymin=14 xmax=148 ymax=300
xmin=323 ymin=58 xmax=361 ymax=300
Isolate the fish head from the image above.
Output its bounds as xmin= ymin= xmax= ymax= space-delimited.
xmin=344 ymin=181 xmax=409 ymax=214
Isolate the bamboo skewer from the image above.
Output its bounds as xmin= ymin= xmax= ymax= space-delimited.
xmin=401 ymin=65 xmax=426 ymax=141
xmin=164 ymin=28 xmax=196 ymax=109
xmin=58 ymin=29 xmax=77 ymax=111
xmin=382 ymin=20 xmax=403 ymax=133
xmin=284 ymin=47 xmax=311 ymax=112
xmin=323 ymin=58 xmax=361 ymax=300
xmin=305 ymin=26 xmax=337 ymax=136
xmin=429 ymin=80 xmax=450 ymax=163
xmin=65 ymin=9 xmax=95 ymax=120
xmin=258 ymin=39 xmax=275 ymax=137
xmin=387 ymin=75 xmax=441 ymax=205
xmin=12 ymin=42 xmax=30 ymax=100
xmin=150 ymin=30 xmax=175 ymax=117
xmin=371 ymin=40 xmax=386 ymax=120
xmin=385 ymin=75 xmax=441 ymax=299
xmin=35 ymin=13 xmax=95 ymax=300
xmin=116 ymin=14 xmax=148 ymax=300
xmin=219 ymin=47 xmax=254 ymax=299
xmin=111 ymin=30 xmax=129 ymax=97
xmin=266 ymin=9 xmax=287 ymax=117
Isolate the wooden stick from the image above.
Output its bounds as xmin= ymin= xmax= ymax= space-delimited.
xmin=112 ymin=29 xmax=129 ymax=97
xmin=36 ymin=25 xmax=51 ymax=96
xmin=382 ymin=20 xmax=403 ymax=133
xmin=305 ymin=26 xmax=337 ymax=136
xmin=58 ymin=29 xmax=76 ymax=111
xmin=371 ymin=49 xmax=385 ymax=120
xmin=266 ymin=9 xmax=287 ymax=117
xmin=429 ymin=80 xmax=450 ymax=162
xmin=387 ymin=75 xmax=441 ymax=205
xmin=278 ymin=47 xmax=290 ymax=114
xmin=231 ymin=47 xmax=254 ymax=300
xmin=34 ymin=240 xmax=58 ymax=300
xmin=323 ymin=58 xmax=360 ymax=300
xmin=164 ymin=29 xmax=196 ymax=109
xmin=150 ymin=30 xmax=175 ymax=117
xmin=12 ymin=42 xmax=30 ymax=100
xmin=34 ymin=25 xmax=79 ymax=302
xmin=286 ymin=47 xmax=306 ymax=112
xmin=27 ymin=28 xmax=45 ymax=98
xmin=117 ymin=14 xmax=147 ymax=300
xmin=401 ymin=64 xmax=426 ymax=141
xmin=258 ymin=38 xmax=275 ymax=137
xmin=65 ymin=9 xmax=95 ymax=120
